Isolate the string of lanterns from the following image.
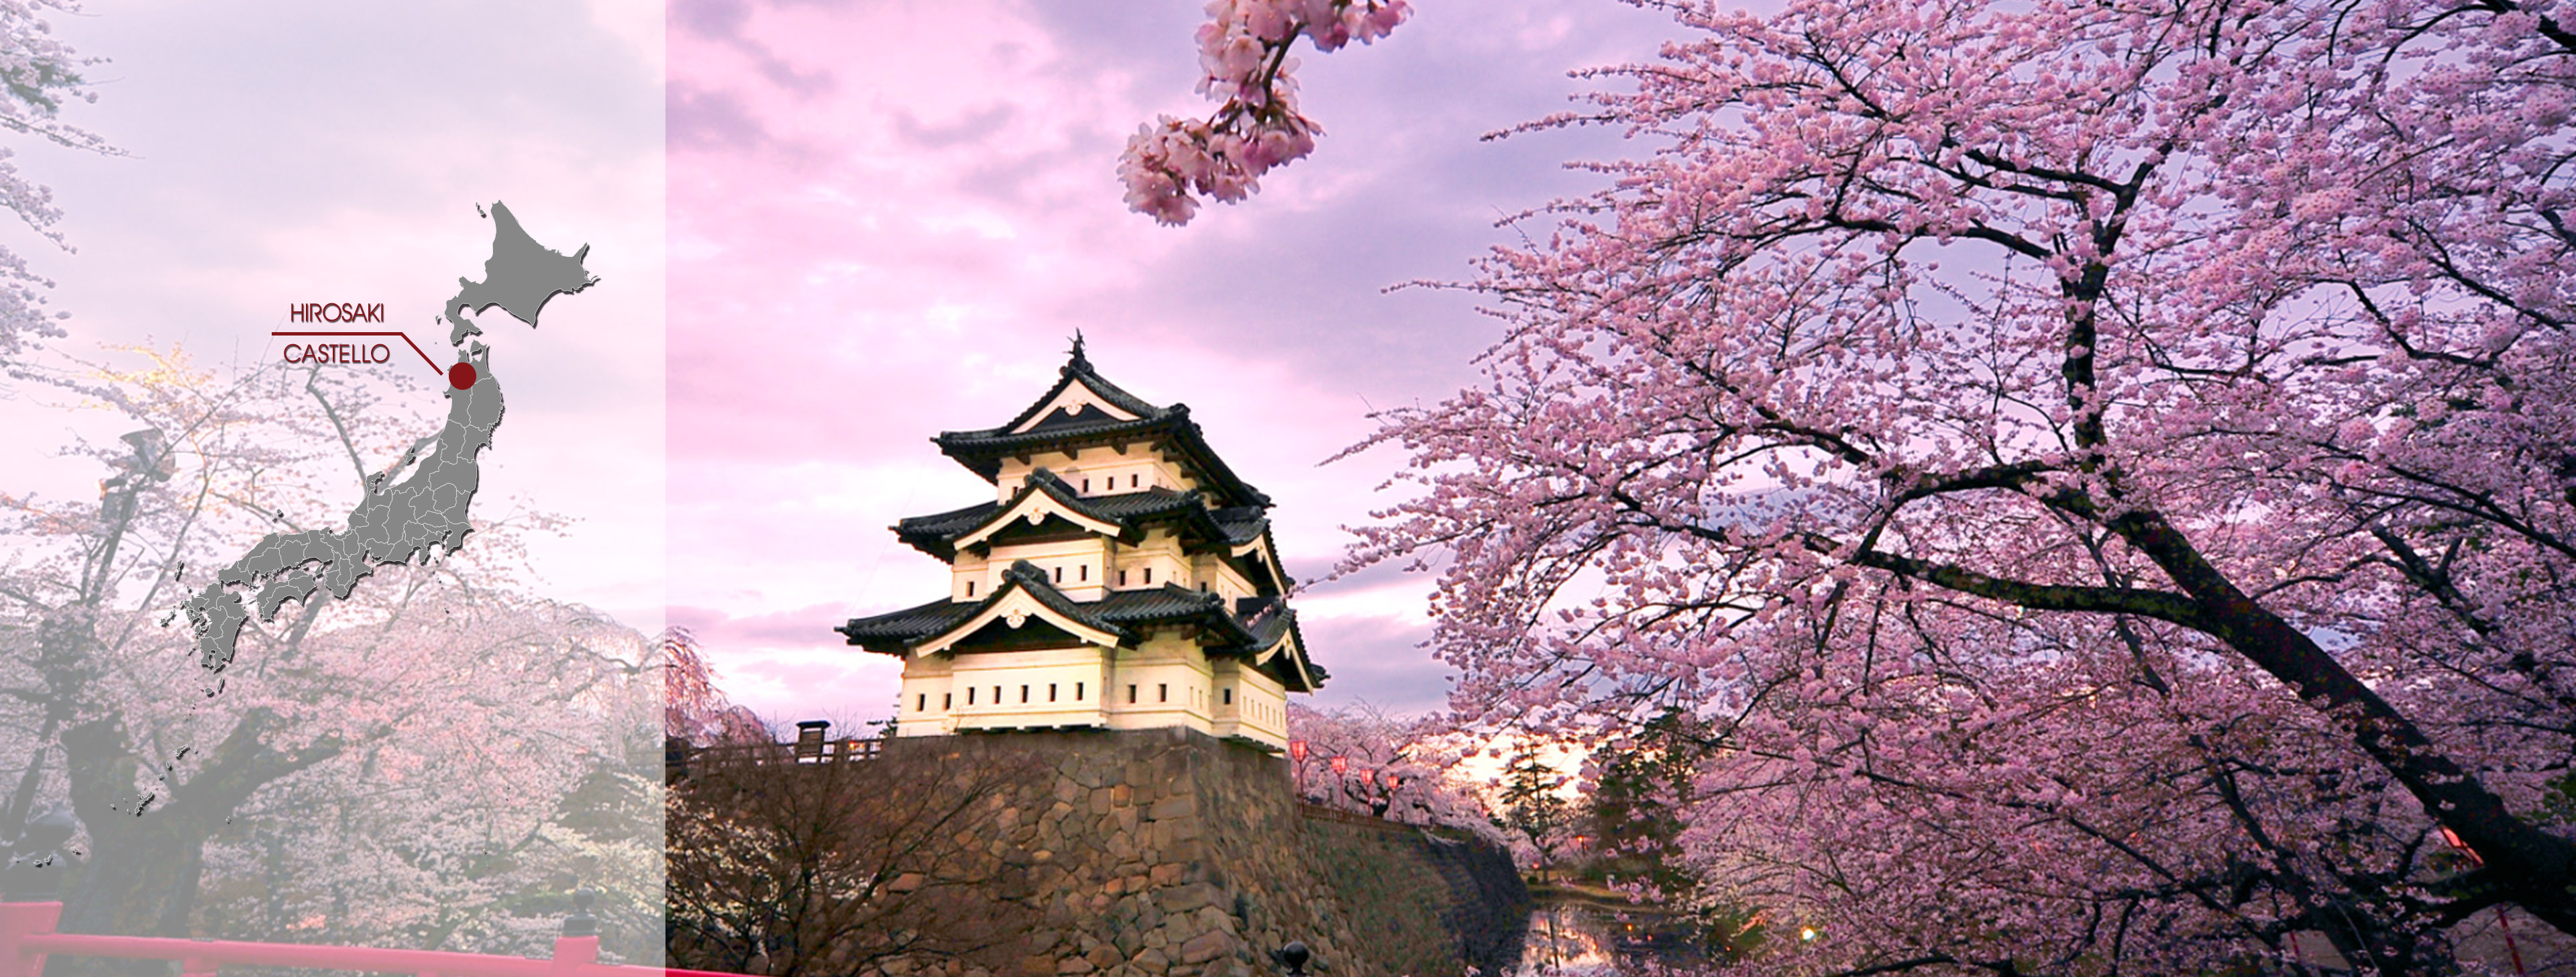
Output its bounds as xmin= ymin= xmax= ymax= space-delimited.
xmin=1287 ymin=739 xmax=1406 ymax=792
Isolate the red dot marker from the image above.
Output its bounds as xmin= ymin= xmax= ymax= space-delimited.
xmin=447 ymin=362 xmax=478 ymax=390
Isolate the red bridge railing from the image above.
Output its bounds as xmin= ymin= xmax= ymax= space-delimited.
xmin=0 ymin=902 xmax=745 ymax=977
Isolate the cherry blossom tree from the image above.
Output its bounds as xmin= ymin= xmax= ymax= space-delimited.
xmin=661 ymin=625 xmax=766 ymax=748
xmin=0 ymin=0 xmax=117 ymax=363
xmin=0 ymin=350 xmax=659 ymax=960
xmin=1286 ymin=702 xmax=1499 ymax=839
xmin=191 ymin=589 xmax=663 ymax=961
xmin=1142 ymin=0 xmax=2576 ymax=970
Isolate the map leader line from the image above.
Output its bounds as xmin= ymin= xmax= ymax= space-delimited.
xmin=272 ymin=330 xmax=443 ymax=375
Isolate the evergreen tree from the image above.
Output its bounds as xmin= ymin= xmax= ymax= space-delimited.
xmin=1496 ymin=742 xmax=1568 ymax=880
xmin=1584 ymin=711 xmax=1701 ymax=898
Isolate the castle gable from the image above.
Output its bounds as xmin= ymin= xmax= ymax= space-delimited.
xmin=912 ymin=561 xmax=1127 ymax=657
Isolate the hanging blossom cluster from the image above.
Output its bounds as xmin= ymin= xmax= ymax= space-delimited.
xmin=1118 ymin=0 xmax=1407 ymax=225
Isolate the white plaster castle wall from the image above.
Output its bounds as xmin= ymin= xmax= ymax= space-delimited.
xmin=1193 ymin=552 xmax=1260 ymax=601
xmin=961 ymin=536 xmax=1112 ymax=601
xmin=896 ymin=646 xmax=1113 ymax=736
xmin=892 ymin=635 xmax=1297 ymax=750
xmin=996 ymin=446 xmax=1195 ymax=502
xmin=1210 ymin=659 xmax=1289 ymax=743
xmin=1105 ymin=631 xmax=1217 ymax=735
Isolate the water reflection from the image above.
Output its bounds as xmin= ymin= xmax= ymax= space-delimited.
xmin=1512 ymin=901 xmax=1709 ymax=976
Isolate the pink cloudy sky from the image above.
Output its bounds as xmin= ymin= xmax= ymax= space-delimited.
xmin=665 ymin=0 xmax=1682 ymax=727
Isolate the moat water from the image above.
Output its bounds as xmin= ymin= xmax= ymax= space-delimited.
xmin=1510 ymin=901 xmax=1709 ymax=976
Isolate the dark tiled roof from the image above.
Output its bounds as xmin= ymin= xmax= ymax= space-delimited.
xmin=842 ymin=561 xmax=1266 ymax=656
xmin=1092 ymin=585 xmax=1228 ymax=621
xmin=1232 ymin=596 xmax=1320 ymax=691
xmin=1234 ymin=596 xmax=1288 ymax=641
xmin=1210 ymin=506 xmax=1267 ymax=546
xmin=895 ymin=500 xmax=1000 ymax=539
xmin=1094 ymin=585 xmax=1263 ymax=647
xmin=991 ymin=340 xmax=1167 ymax=433
xmin=933 ymin=348 xmax=1273 ymax=509
xmin=893 ymin=469 xmax=1247 ymax=560
xmin=1078 ymin=484 xmax=1206 ymax=521
xmin=835 ymin=597 xmax=979 ymax=648
xmin=841 ymin=562 xmax=1132 ymax=655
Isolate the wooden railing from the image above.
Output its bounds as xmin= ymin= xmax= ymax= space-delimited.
xmin=0 ymin=901 xmax=748 ymax=977
xmin=664 ymin=735 xmax=881 ymax=780
xmin=1297 ymin=801 xmax=1415 ymax=831
xmin=1295 ymin=801 xmax=1484 ymax=843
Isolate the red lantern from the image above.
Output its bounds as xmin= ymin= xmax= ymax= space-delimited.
xmin=2443 ymin=826 xmax=2482 ymax=865
xmin=1289 ymin=739 xmax=1308 ymax=762
xmin=1330 ymin=756 xmax=1348 ymax=774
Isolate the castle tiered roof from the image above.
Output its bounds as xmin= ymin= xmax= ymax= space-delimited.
xmin=890 ymin=469 xmax=1272 ymax=570
xmin=837 ymin=339 xmax=1324 ymax=745
xmin=836 ymin=561 xmax=1322 ymax=691
xmin=928 ymin=343 xmax=1273 ymax=509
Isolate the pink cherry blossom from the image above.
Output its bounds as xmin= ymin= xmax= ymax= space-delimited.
xmin=1118 ymin=0 xmax=1408 ymax=225
xmin=1248 ymin=0 xmax=2576 ymax=968
xmin=1288 ymin=702 xmax=1505 ymax=841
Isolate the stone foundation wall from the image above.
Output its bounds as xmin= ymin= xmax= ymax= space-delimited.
xmin=879 ymin=728 xmax=1521 ymax=977
xmin=1300 ymin=807 xmax=1529 ymax=976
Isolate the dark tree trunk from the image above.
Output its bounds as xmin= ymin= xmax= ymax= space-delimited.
xmin=46 ymin=710 xmax=339 ymax=976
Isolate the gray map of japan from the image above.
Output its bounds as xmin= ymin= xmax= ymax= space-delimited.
xmin=180 ymin=201 xmax=598 ymax=672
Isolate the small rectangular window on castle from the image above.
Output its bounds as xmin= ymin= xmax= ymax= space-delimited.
xmin=1143 ymin=568 xmax=1154 ymax=584
xmin=1159 ymin=683 xmax=1169 ymax=703
xmin=1021 ymin=684 xmax=1030 ymax=703
xmin=943 ymin=693 xmax=953 ymax=710
xmin=1077 ymin=682 xmax=1085 ymax=700
xmin=1081 ymin=564 xmax=1089 ymax=581
xmin=1127 ymin=684 xmax=1138 ymax=704
xmin=1053 ymin=566 xmax=1063 ymax=583
xmin=1119 ymin=570 xmax=1128 ymax=585
xmin=1049 ymin=683 xmax=1059 ymax=702
xmin=968 ymin=687 xmax=976 ymax=705
xmin=1223 ymin=688 xmax=1233 ymax=705
xmin=965 ymin=580 xmax=975 ymax=597
xmin=917 ymin=694 xmax=926 ymax=711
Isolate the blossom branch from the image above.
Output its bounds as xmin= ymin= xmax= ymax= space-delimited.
xmin=1118 ymin=0 xmax=1408 ymax=225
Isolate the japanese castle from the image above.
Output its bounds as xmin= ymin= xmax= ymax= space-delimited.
xmin=837 ymin=339 xmax=1324 ymax=750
